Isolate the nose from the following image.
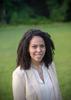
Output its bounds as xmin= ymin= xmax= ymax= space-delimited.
xmin=37 ymin=47 xmax=42 ymax=52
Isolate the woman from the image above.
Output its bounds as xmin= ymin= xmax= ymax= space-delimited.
xmin=12 ymin=29 xmax=62 ymax=100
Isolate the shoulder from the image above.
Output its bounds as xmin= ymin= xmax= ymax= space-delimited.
xmin=49 ymin=62 xmax=56 ymax=69
xmin=48 ymin=62 xmax=57 ymax=74
xmin=12 ymin=66 xmax=26 ymax=79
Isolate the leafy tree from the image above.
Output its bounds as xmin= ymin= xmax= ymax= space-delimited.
xmin=0 ymin=0 xmax=71 ymax=23
xmin=65 ymin=0 xmax=71 ymax=21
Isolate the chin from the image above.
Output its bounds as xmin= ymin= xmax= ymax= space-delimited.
xmin=35 ymin=59 xmax=42 ymax=62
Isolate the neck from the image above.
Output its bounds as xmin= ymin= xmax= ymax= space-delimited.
xmin=31 ymin=61 xmax=43 ymax=69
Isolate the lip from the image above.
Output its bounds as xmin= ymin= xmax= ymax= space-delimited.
xmin=35 ymin=54 xmax=42 ymax=56
xmin=35 ymin=54 xmax=43 ymax=57
xmin=35 ymin=53 xmax=42 ymax=55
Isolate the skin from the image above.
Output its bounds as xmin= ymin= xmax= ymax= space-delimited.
xmin=29 ymin=36 xmax=46 ymax=69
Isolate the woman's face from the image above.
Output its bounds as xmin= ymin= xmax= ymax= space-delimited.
xmin=29 ymin=36 xmax=46 ymax=65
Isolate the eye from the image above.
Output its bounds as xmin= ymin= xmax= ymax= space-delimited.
xmin=40 ymin=45 xmax=45 ymax=48
xmin=32 ymin=45 xmax=37 ymax=48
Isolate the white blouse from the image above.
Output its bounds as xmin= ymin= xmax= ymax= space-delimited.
xmin=12 ymin=62 xmax=62 ymax=100
xmin=30 ymin=64 xmax=55 ymax=100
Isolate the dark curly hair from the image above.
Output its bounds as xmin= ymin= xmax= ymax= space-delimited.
xmin=17 ymin=29 xmax=55 ymax=69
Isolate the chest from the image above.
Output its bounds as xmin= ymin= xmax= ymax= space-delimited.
xmin=24 ymin=67 xmax=54 ymax=100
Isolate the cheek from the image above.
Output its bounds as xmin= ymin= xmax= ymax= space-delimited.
xmin=28 ymin=47 xmax=34 ymax=56
xmin=29 ymin=50 xmax=33 ymax=56
xmin=43 ymin=48 xmax=46 ymax=53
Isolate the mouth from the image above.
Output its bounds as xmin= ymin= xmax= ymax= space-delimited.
xmin=35 ymin=54 xmax=43 ymax=57
xmin=35 ymin=53 xmax=42 ymax=55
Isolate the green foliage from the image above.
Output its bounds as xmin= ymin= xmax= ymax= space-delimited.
xmin=10 ymin=6 xmax=51 ymax=24
xmin=11 ymin=6 xmax=35 ymax=24
xmin=48 ymin=0 xmax=68 ymax=21
xmin=50 ymin=7 xmax=65 ymax=21
xmin=0 ymin=0 xmax=71 ymax=24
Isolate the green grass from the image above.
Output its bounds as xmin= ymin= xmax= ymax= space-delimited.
xmin=0 ymin=23 xmax=71 ymax=100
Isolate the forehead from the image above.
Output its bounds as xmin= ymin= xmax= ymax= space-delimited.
xmin=29 ymin=36 xmax=45 ymax=44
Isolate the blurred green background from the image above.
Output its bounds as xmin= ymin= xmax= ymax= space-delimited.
xmin=0 ymin=0 xmax=71 ymax=100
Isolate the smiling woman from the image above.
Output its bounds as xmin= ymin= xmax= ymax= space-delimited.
xmin=28 ymin=36 xmax=46 ymax=67
xmin=12 ymin=29 xmax=62 ymax=100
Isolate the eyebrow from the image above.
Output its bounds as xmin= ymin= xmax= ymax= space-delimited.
xmin=31 ymin=43 xmax=45 ymax=45
xmin=31 ymin=44 xmax=45 ymax=47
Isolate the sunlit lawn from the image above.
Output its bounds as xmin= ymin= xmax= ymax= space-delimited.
xmin=0 ymin=23 xmax=71 ymax=100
